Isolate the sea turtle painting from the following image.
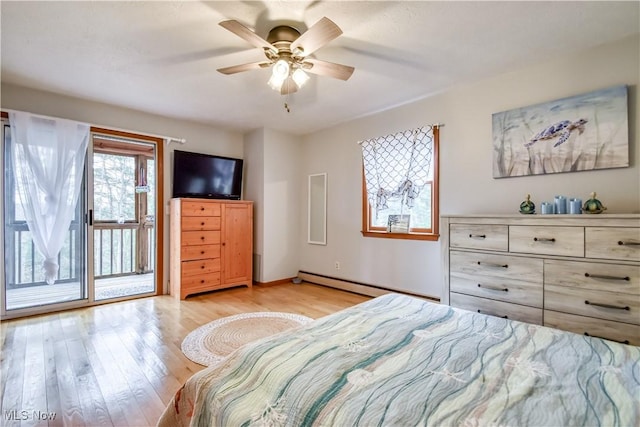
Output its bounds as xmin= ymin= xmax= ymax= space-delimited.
xmin=524 ymin=118 xmax=588 ymax=148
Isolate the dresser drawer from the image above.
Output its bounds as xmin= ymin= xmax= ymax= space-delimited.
xmin=544 ymin=259 xmax=639 ymax=294
xmin=182 ymin=216 xmax=221 ymax=231
xmin=181 ymin=230 xmax=221 ymax=246
xmin=181 ymin=258 xmax=221 ymax=277
xmin=180 ymin=272 xmax=222 ymax=292
xmin=181 ymin=244 xmax=221 ymax=261
xmin=450 ymin=292 xmax=542 ymax=325
xmin=544 ymin=284 xmax=639 ymax=325
xmin=450 ymin=251 xmax=543 ymax=307
xmin=509 ymin=226 xmax=584 ymax=257
xmin=586 ymin=227 xmax=640 ymax=262
xmin=544 ymin=310 xmax=639 ymax=346
xmin=450 ymin=224 xmax=508 ymax=251
xmin=181 ymin=201 xmax=221 ymax=217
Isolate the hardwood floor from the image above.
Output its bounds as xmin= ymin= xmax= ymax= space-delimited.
xmin=0 ymin=283 xmax=370 ymax=426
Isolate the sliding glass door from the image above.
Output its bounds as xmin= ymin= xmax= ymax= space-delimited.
xmin=1 ymin=121 xmax=159 ymax=316
xmin=91 ymin=133 xmax=156 ymax=301
xmin=2 ymin=122 xmax=87 ymax=310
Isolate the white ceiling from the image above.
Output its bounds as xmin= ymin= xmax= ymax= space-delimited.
xmin=1 ymin=1 xmax=638 ymax=135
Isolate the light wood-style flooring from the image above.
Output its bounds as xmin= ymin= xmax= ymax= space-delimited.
xmin=0 ymin=283 xmax=370 ymax=427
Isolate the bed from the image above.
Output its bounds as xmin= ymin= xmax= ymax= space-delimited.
xmin=158 ymin=293 xmax=640 ymax=426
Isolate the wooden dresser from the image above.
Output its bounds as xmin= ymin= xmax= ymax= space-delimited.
xmin=170 ymin=198 xmax=253 ymax=299
xmin=441 ymin=214 xmax=640 ymax=345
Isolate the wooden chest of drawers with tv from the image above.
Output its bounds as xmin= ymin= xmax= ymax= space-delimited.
xmin=441 ymin=214 xmax=640 ymax=345
xmin=170 ymin=198 xmax=253 ymax=299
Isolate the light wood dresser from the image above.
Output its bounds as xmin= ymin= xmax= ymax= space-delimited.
xmin=170 ymin=198 xmax=253 ymax=299
xmin=441 ymin=214 xmax=640 ymax=345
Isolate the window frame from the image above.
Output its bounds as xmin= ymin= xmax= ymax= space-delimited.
xmin=361 ymin=125 xmax=440 ymax=241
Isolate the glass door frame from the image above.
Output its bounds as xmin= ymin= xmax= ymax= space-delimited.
xmin=87 ymin=127 xmax=164 ymax=304
xmin=90 ymin=130 xmax=159 ymax=302
xmin=1 ymin=120 xmax=164 ymax=320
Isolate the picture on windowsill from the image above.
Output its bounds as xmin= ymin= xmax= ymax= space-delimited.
xmin=387 ymin=214 xmax=410 ymax=233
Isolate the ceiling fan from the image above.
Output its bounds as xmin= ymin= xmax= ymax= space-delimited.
xmin=217 ymin=17 xmax=355 ymax=95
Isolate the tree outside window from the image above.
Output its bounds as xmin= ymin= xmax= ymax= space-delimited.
xmin=93 ymin=152 xmax=136 ymax=221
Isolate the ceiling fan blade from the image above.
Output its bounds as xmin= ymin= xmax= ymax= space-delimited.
xmin=290 ymin=17 xmax=342 ymax=57
xmin=217 ymin=61 xmax=271 ymax=75
xmin=303 ymin=58 xmax=354 ymax=81
xmin=219 ymin=20 xmax=277 ymax=53
xmin=280 ymin=77 xmax=299 ymax=95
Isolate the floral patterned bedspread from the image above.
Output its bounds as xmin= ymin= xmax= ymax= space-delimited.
xmin=158 ymin=293 xmax=639 ymax=427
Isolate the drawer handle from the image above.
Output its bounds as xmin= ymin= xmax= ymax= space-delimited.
xmin=533 ymin=237 xmax=556 ymax=242
xmin=477 ymin=261 xmax=508 ymax=268
xmin=618 ymin=240 xmax=640 ymax=246
xmin=201 ymin=222 xmax=205 ymax=226
xmin=201 ymin=236 xmax=205 ymax=240
xmin=469 ymin=234 xmax=486 ymax=239
xmin=200 ymin=207 xmax=205 ymax=211
xmin=477 ymin=309 xmax=508 ymax=319
xmin=585 ymin=300 xmax=630 ymax=311
xmin=477 ymin=284 xmax=508 ymax=292
xmin=585 ymin=273 xmax=630 ymax=281
xmin=201 ymin=265 xmax=205 ymax=269
xmin=201 ymin=251 xmax=205 ymax=255
xmin=584 ymin=332 xmax=630 ymax=345
xmin=201 ymin=279 xmax=205 ymax=284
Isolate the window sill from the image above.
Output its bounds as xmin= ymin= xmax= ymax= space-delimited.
xmin=361 ymin=231 xmax=440 ymax=241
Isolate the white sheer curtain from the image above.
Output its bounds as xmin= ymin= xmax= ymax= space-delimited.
xmin=9 ymin=111 xmax=89 ymax=285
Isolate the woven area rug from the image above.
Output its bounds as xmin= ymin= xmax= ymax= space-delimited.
xmin=181 ymin=312 xmax=313 ymax=366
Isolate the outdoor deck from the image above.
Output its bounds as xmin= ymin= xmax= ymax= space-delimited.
xmin=5 ymin=272 xmax=155 ymax=310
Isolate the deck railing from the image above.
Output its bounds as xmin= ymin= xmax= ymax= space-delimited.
xmin=6 ymin=221 xmax=154 ymax=288
xmin=94 ymin=222 xmax=155 ymax=277
xmin=7 ymin=222 xmax=80 ymax=287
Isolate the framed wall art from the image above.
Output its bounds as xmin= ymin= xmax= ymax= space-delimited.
xmin=492 ymin=85 xmax=628 ymax=178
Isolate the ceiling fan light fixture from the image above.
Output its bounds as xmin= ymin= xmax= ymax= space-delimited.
xmin=268 ymin=59 xmax=292 ymax=91
xmin=268 ymin=73 xmax=286 ymax=91
xmin=292 ymin=68 xmax=309 ymax=88
xmin=272 ymin=59 xmax=290 ymax=79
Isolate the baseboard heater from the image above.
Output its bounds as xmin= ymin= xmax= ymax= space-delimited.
xmin=297 ymin=271 xmax=439 ymax=302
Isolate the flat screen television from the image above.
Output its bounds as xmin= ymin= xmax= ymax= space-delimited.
xmin=172 ymin=150 xmax=244 ymax=200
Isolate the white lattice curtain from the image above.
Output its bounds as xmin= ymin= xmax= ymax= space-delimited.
xmin=9 ymin=111 xmax=89 ymax=285
xmin=360 ymin=126 xmax=434 ymax=212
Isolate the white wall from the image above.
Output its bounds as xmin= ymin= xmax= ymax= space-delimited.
xmin=243 ymin=128 xmax=266 ymax=281
xmin=299 ymin=35 xmax=640 ymax=300
xmin=244 ymin=128 xmax=302 ymax=283
xmin=1 ymin=83 xmax=245 ymax=292
xmin=262 ymin=129 xmax=301 ymax=282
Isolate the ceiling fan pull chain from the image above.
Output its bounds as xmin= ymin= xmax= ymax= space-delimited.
xmin=283 ymin=84 xmax=292 ymax=113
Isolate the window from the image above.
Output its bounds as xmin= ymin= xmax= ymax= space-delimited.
xmin=361 ymin=125 xmax=440 ymax=241
xmin=93 ymin=152 xmax=136 ymax=221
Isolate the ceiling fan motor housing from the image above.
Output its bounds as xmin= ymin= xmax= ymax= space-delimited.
xmin=267 ymin=25 xmax=301 ymax=44
xmin=266 ymin=25 xmax=303 ymax=60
